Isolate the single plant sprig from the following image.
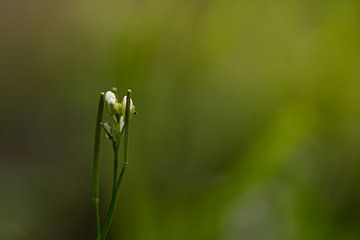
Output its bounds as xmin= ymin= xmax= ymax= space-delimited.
xmin=100 ymin=89 xmax=134 ymax=240
xmin=92 ymin=88 xmax=136 ymax=240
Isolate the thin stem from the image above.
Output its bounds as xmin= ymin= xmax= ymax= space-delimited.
xmin=92 ymin=92 xmax=104 ymax=239
xmin=100 ymin=161 xmax=128 ymax=240
xmin=112 ymin=141 xmax=120 ymax=192
xmin=100 ymin=89 xmax=132 ymax=240
xmin=113 ymin=112 xmax=122 ymax=191
xmin=123 ymin=90 xmax=132 ymax=166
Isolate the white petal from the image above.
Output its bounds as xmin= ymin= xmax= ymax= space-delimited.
xmin=120 ymin=116 xmax=125 ymax=132
xmin=105 ymin=91 xmax=117 ymax=105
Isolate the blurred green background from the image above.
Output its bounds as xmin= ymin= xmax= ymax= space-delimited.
xmin=1 ymin=0 xmax=360 ymax=239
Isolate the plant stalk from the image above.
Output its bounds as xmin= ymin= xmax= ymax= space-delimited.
xmin=92 ymin=92 xmax=104 ymax=239
xmin=100 ymin=90 xmax=132 ymax=240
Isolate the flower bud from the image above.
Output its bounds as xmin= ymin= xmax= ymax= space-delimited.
xmin=105 ymin=91 xmax=119 ymax=115
xmin=121 ymin=95 xmax=136 ymax=117
xmin=119 ymin=116 xmax=125 ymax=132
xmin=105 ymin=91 xmax=117 ymax=105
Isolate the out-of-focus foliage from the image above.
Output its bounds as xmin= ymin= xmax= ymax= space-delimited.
xmin=1 ymin=0 xmax=360 ymax=239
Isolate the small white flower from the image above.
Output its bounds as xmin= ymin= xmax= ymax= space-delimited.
xmin=105 ymin=91 xmax=121 ymax=115
xmin=122 ymin=95 xmax=136 ymax=116
xmin=105 ymin=91 xmax=117 ymax=105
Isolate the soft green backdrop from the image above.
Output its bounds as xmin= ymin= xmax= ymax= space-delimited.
xmin=1 ymin=0 xmax=360 ymax=239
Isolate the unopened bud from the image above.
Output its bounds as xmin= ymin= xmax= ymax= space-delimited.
xmin=105 ymin=91 xmax=117 ymax=105
xmin=122 ymin=95 xmax=136 ymax=117
xmin=120 ymin=116 xmax=125 ymax=132
xmin=105 ymin=91 xmax=120 ymax=115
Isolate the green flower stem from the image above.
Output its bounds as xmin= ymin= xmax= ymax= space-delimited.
xmin=100 ymin=161 xmax=127 ymax=240
xmin=100 ymin=90 xmax=132 ymax=240
xmin=123 ymin=90 xmax=131 ymax=166
xmin=92 ymin=92 xmax=105 ymax=239
xmin=112 ymin=141 xmax=120 ymax=192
